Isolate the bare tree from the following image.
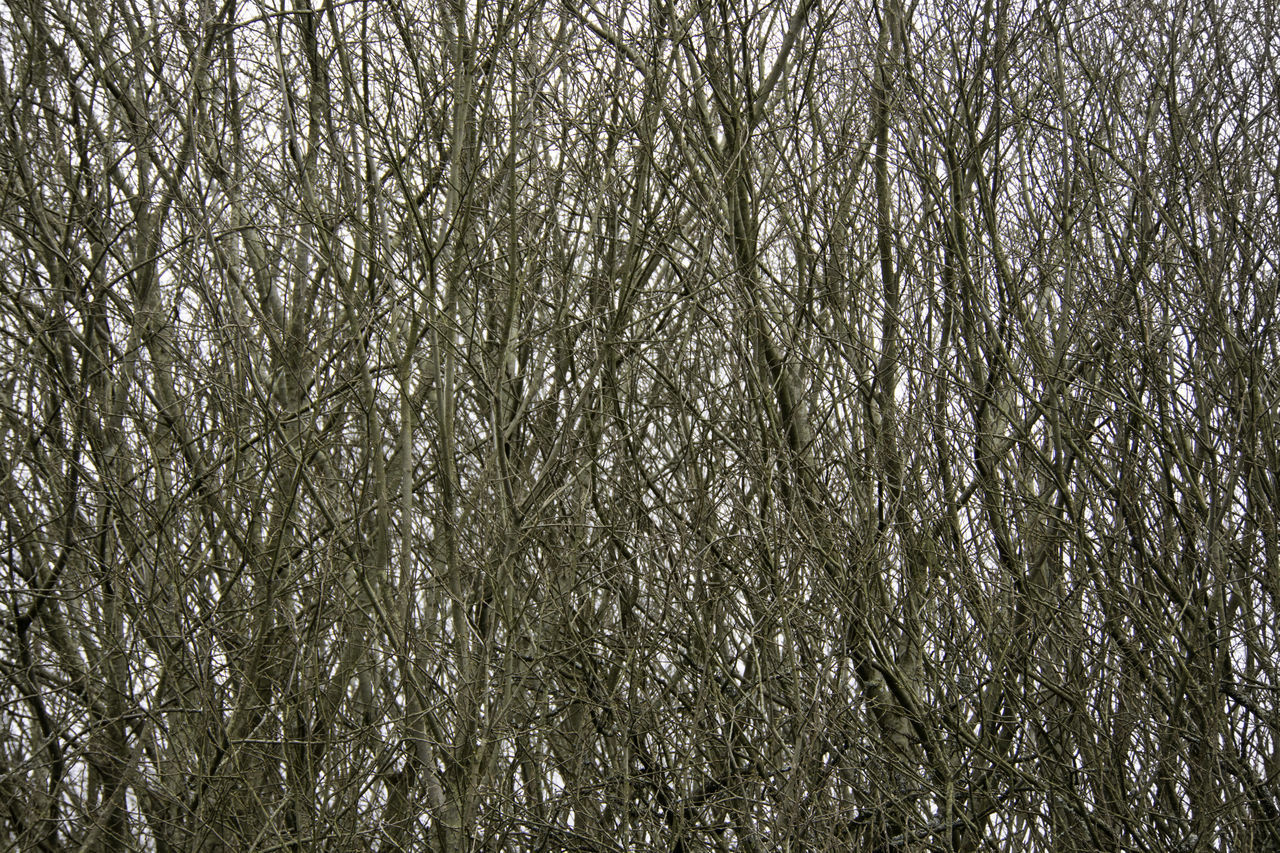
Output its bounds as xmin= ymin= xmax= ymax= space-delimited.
xmin=2 ymin=0 xmax=1277 ymax=850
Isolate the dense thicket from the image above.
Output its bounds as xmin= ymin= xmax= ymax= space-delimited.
xmin=2 ymin=0 xmax=1278 ymax=849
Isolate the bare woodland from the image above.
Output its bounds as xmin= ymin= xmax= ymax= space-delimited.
xmin=1 ymin=0 xmax=1278 ymax=849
